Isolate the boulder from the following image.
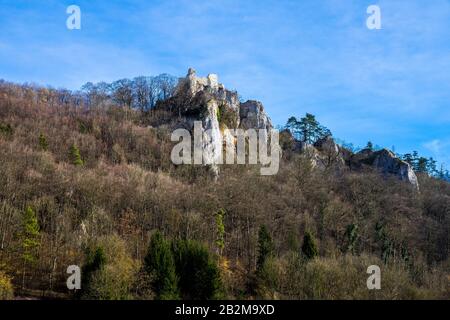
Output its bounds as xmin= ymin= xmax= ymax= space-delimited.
xmin=351 ymin=148 xmax=419 ymax=190
xmin=313 ymin=136 xmax=345 ymax=166
xmin=239 ymin=100 xmax=272 ymax=131
xmin=292 ymin=136 xmax=345 ymax=169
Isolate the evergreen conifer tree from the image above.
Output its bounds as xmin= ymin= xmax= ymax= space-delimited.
xmin=20 ymin=206 xmax=40 ymax=289
xmin=144 ymin=232 xmax=179 ymax=300
xmin=69 ymin=144 xmax=84 ymax=166
xmin=301 ymin=231 xmax=318 ymax=260
xmin=38 ymin=133 xmax=48 ymax=151
xmin=172 ymin=239 xmax=222 ymax=300
xmin=256 ymin=225 xmax=274 ymax=272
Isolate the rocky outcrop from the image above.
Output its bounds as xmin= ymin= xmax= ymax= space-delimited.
xmin=314 ymin=136 xmax=338 ymax=154
xmin=291 ymin=136 xmax=346 ymax=169
xmin=198 ymin=98 xmax=223 ymax=173
xmin=169 ymin=68 xmax=273 ymax=175
xmin=167 ymin=68 xmax=419 ymax=189
xmin=313 ymin=136 xmax=346 ymax=167
xmin=282 ymin=132 xmax=419 ymax=189
xmin=350 ymin=148 xmax=419 ymax=190
xmin=239 ymin=100 xmax=272 ymax=131
xmin=176 ymin=68 xmax=223 ymax=96
xmin=175 ymin=68 xmax=240 ymax=114
xmin=174 ymin=68 xmax=272 ymax=130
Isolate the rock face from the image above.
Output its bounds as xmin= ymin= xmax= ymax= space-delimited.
xmin=175 ymin=68 xmax=272 ymax=129
xmin=351 ymin=148 xmax=419 ymax=189
xmin=167 ymin=68 xmax=419 ymax=189
xmin=177 ymin=68 xmax=223 ymax=95
xmin=170 ymin=68 xmax=273 ymax=175
xmin=313 ymin=136 xmax=345 ymax=167
xmin=239 ymin=100 xmax=272 ymax=131
xmin=199 ymin=98 xmax=223 ymax=172
xmin=290 ymin=136 xmax=345 ymax=169
xmin=176 ymin=68 xmax=240 ymax=113
xmin=314 ymin=136 xmax=339 ymax=154
xmin=280 ymin=131 xmax=419 ymax=189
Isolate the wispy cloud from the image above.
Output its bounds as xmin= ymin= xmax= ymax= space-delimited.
xmin=424 ymin=140 xmax=443 ymax=154
xmin=423 ymin=139 xmax=450 ymax=165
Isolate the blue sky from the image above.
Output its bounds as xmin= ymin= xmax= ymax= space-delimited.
xmin=1 ymin=0 xmax=449 ymax=167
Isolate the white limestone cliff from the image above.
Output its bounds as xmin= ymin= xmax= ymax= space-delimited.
xmin=171 ymin=68 xmax=273 ymax=175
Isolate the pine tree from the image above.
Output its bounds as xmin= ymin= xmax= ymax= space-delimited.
xmin=343 ymin=224 xmax=358 ymax=254
xmin=375 ymin=222 xmax=393 ymax=264
xmin=416 ymin=157 xmax=428 ymax=173
xmin=256 ymin=225 xmax=274 ymax=272
xmin=172 ymin=239 xmax=223 ymax=300
xmin=287 ymin=229 xmax=300 ymax=252
xmin=365 ymin=141 xmax=374 ymax=151
xmin=285 ymin=116 xmax=299 ymax=139
xmin=144 ymin=232 xmax=179 ymax=300
xmin=381 ymin=238 xmax=394 ymax=264
xmin=301 ymin=231 xmax=318 ymax=260
xmin=427 ymin=157 xmax=437 ymax=176
xmin=298 ymin=113 xmax=318 ymax=144
xmin=69 ymin=144 xmax=84 ymax=166
xmin=412 ymin=151 xmax=420 ymax=171
xmin=80 ymin=246 xmax=106 ymax=299
xmin=215 ymin=209 xmax=225 ymax=256
xmin=285 ymin=114 xmax=331 ymax=144
xmin=20 ymin=206 xmax=40 ymax=289
xmin=402 ymin=153 xmax=414 ymax=166
xmin=400 ymin=241 xmax=411 ymax=267
xmin=0 ymin=123 xmax=13 ymax=137
xmin=38 ymin=133 xmax=48 ymax=151
xmin=298 ymin=113 xmax=331 ymax=144
xmin=438 ymin=164 xmax=446 ymax=179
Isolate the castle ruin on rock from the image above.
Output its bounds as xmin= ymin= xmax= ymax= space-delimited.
xmin=168 ymin=68 xmax=273 ymax=174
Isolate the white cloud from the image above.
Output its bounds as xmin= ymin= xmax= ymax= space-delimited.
xmin=423 ymin=139 xmax=450 ymax=166
xmin=424 ymin=139 xmax=443 ymax=154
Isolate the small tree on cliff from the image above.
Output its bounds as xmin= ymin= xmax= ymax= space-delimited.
xmin=285 ymin=113 xmax=331 ymax=144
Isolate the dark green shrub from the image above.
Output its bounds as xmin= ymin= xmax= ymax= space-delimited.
xmin=257 ymin=225 xmax=274 ymax=273
xmin=80 ymin=246 xmax=106 ymax=298
xmin=143 ymin=232 xmax=179 ymax=300
xmin=38 ymin=133 xmax=48 ymax=151
xmin=0 ymin=123 xmax=13 ymax=137
xmin=172 ymin=239 xmax=223 ymax=300
xmin=69 ymin=144 xmax=84 ymax=166
xmin=302 ymin=231 xmax=318 ymax=260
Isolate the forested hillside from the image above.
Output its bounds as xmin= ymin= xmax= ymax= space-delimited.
xmin=0 ymin=79 xmax=449 ymax=300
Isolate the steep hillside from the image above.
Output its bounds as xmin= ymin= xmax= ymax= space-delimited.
xmin=0 ymin=76 xmax=449 ymax=300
